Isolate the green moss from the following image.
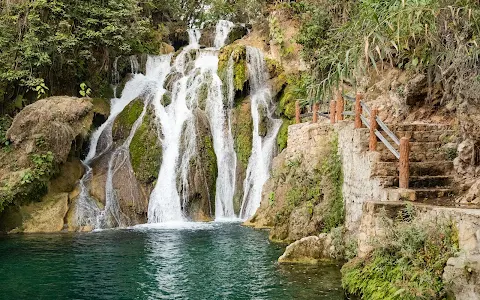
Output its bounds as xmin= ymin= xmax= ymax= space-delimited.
xmin=113 ymin=99 xmax=143 ymax=141
xmin=231 ymin=101 xmax=253 ymax=167
xmin=204 ymin=135 xmax=218 ymax=212
xmin=277 ymin=119 xmax=293 ymax=152
xmin=218 ymin=45 xmax=248 ymax=93
xmin=0 ymin=152 xmax=56 ymax=213
xmin=265 ymin=57 xmax=284 ymax=78
xmin=0 ymin=115 xmax=12 ymax=147
xmin=129 ymin=108 xmax=162 ymax=184
xmin=321 ymin=134 xmax=344 ymax=232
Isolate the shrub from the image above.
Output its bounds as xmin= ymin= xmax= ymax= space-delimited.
xmin=342 ymin=206 xmax=459 ymax=299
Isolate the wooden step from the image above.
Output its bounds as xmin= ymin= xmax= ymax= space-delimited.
xmin=372 ymin=161 xmax=453 ymax=177
xmin=378 ymin=175 xmax=454 ymax=188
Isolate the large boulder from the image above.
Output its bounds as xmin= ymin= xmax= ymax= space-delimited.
xmin=0 ymin=96 xmax=94 ymax=232
xmin=6 ymin=96 xmax=93 ymax=166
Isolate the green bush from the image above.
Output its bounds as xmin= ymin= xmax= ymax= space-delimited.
xmin=342 ymin=206 xmax=459 ymax=299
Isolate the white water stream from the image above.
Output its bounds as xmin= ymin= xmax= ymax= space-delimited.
xmin=239 ymin=47 xmax=282 ymax=220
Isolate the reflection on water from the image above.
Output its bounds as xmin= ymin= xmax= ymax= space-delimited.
xmin=0 ymin=223 xmax=345 ymax=300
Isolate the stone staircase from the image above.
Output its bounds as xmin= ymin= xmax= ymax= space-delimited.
xmin=372 ymin=124 xmax=458 ymax=205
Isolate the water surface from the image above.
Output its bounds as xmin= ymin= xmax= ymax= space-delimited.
xmin=0 ymin=223 xmax=344 ymax=299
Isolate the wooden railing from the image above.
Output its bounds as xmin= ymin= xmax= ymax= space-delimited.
xmin=295 ymin=94 xmax=410 ymax=189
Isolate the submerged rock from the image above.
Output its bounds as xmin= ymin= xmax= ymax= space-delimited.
xmin=278 ymin=234 xmax=334 ymax=264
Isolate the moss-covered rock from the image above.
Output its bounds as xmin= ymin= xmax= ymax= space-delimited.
xmin=0 ymin=97 xmax=93 ymax=218
xmin=231 ymin=98 xmax=253 ymax=167
xmin=129 ymin=106 xmax=162 ymax=184
xmin=218 ymin=45 xmax=248 ymax=93
xmin=112 ymin=99 xmax=144 ymax=142
xmin=277 ymin=119 xmax=293 ymax=152
xmin=248 ymin=125 xmax=344 ymax=243
xmin=90 ymin=98 xmax=111 ymax=118
xmin=226 ymin=25 xmax=248 ymax=45
xmin=230 ymin=97 xmax=253 ymax=214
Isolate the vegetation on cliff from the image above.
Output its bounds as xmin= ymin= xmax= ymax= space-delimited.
xmin=342 ymin=206 xmax=458 ymax=299
xmin=289 ymin=0 xmax=480 ymax=105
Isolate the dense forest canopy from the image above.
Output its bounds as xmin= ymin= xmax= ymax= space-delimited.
xmin=0 ymin=0 xmax=266 ymax=114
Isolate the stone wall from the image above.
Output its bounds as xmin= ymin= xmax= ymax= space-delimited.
xmin=336 ymin=122 xmax=384 ymax=232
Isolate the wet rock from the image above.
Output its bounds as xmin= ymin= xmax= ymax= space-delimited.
xmin=184 ymin=109 xmax=217 ymax=221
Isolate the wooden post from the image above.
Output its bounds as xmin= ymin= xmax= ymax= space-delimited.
xmin=369 ymin=107 xmax=378 ymax=151
xmin=399 ymin=137 xmax=410 ymax=189
xmin=354 ymin=93 xmax=363 ymax=129
xmin=336 ymin=93 xmax=344 ymax=121
xmin=330 ymin=100 xmax=336 ymax=124
xmin=312 ymin=103 xmax=319 ymax=123
xmin=295 ymin=100 xmax=301 ymax=124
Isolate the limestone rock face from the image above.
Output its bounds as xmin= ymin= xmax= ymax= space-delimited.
xmin=22 ymin=193 xmax=69 ymax=233
xmin=443 ymin=252 xmax=480 ymax=300
xmin=278 ymin=234 xmax=333 ymax=264
xmin=247 ymin=123 xmax=338 ymax=243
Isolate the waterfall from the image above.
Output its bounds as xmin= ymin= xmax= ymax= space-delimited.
xmin=130 ymin=55 xmax=140 ymax=74
xmin=74 ymin=55 xmax=172 ymax=229
xmin=214 ymin=20 xmax=235 ymax=48
xmin=239 ymin=47 xmax=282 ymax=220
xmin=112 ymin=56 xmax=120 ymax=98
xmin=75 ymin=21 xmax=280 ymax=228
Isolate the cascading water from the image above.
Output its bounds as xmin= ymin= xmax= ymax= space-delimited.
xmin=239 ymin=47 xmax=282 ymax=220
xmin=214 ymin=20 xmax=235 ymax=49
xmin=74 ymin=55 xmax=171 ymax=229
xmin=148 ymin=22 xmax=238 ymax=222
xmin=75 ymin=21 xmax=280 ymax=228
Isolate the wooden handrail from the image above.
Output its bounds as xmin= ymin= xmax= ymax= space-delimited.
xmin=296 ymin=93 xmax=409 ymax=190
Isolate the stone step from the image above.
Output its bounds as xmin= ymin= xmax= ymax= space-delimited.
xmin=386 ymin=123 xmax=452 ymax=132
xmin=372 ymin=161 xmax=453 ymax=177
xmin=377 ymin=142 xmax=448 ymax=162
xmin=391 ymin=130 xmax=457 ymax=143
xmin=414 ymin=188 xmax=457 ymax=200
xmin=378 ymin=175 xmax=454 ymax=188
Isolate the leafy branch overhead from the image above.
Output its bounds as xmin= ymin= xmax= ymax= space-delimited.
xmin=293 ymin=0 xmax=480 ymax=105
